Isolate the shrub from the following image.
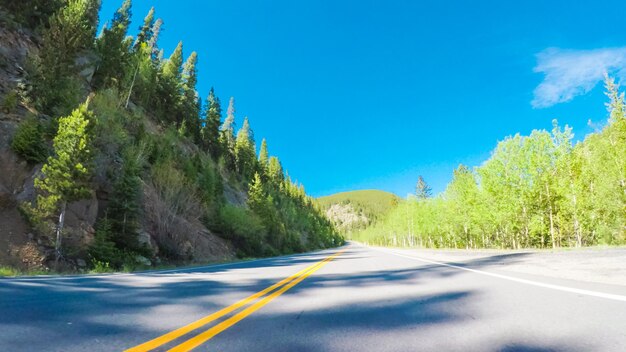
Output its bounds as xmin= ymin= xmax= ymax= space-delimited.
xmin=89 ymin=217 xmax=149 ymax=270
xmin=218 ymin=204 xmax=267 ymax=256
xmin=0 ymin=266 xmax=20 ymax=276
xmin=144 ymin=160 xmax=205 ymax=258
xmin=90 ymin=260 xmax=113 ymax=273
xmin=11 ymin=116 xmax=48 ymax=163
xmin=91 ymin=89 xmax=129 ymax=155
xmin=17 ymin=202 xmax=51 ymax=237
xmin=89 ymin=218 xmax=121 ymax=261
xmin=0 ymin=0 xmax=64 ymax=30
xmin=2 ymin=91 xmax=19 ymax=113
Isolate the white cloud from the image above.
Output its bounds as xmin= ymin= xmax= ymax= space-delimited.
xmin=532 ymin=47 xmax=626 ymax=108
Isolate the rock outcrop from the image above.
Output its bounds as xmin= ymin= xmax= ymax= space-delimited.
xmin=325 ymin=203 xmax=369 ymax=232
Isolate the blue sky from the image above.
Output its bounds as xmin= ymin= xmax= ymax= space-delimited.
xmin=100 ymin=0 xmax=626 ymax=198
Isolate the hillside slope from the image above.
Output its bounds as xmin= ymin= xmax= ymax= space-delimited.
xmin=0 ymin=2 xmax=340 ymax=273
xmin=318 ymin=190 xmax=399 ymax=232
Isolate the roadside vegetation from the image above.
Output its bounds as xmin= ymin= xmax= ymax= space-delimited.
xmin=0 ymin=266 xmax=50 ymax=277
xmin=1 ymin=0 xmax=341 ymax=274
xmin=352 ymin=79 xmax=626 ymax=249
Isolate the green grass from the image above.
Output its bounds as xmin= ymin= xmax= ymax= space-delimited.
xmin=0 ymin=266 xmax=50 ymax=277
xmin=0 ymin=266 xmax=20 ymax=276
xmin=317 ymin=189 xmax=400 ymax=221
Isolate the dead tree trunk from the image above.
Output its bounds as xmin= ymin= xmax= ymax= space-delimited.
xmin=54 ymin=201 xmax=67 ymax=270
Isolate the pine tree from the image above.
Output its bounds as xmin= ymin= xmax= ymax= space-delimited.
xmin=35 ymin=101 xmax=94 ymax=266
xmin=247 ymin=172 xmax=280 ymax=247
xmin=259 ymin=138 xmax=269 ymax=172
xmin=235 ymin=117 xmax=257 ymax=180
xmin=182 ymin=52 xmax=198 ymax=89
xmin=11 ymin=117 xmax=48 ymax=163
xmin=107 ymin=150 xmax=142 ymax=251
xmin=267 ymin=156 xmax=284 ymax=184
xmin=31 ymin=0 xmax=102 ymax=114
xmin=220 ymin=97 xmax=237 ymax=169
xmin=221 ymin=97 xmax=236 ymax=144
xmin=247 ymin=172 xmax=266 ymax=213
xmin=148 ymin=18 xmax=163 ymax=53
xmin=93 ymin=0 xmax=132 ymax=89
xmin=182 ymin=53 xmax=198 ymax=91
xmin=156 ymin=41 xmax=184 ymax=124
xmin=125 ymin=14 xmax=162 ymax=109
xmin=134 ymin=6 xmax=154 ymax=49
xmin=162 ymin=41 xmax=183 ymax=80
xmin=88 ymin=216 xmax=120 ymax=266
xmin=415 ymin=175 xmax=432 ymax=199
xmin=181 ymin=52 xmax=201 ymax=141
xmin=202 ymin=88 xmax=222 ymax=159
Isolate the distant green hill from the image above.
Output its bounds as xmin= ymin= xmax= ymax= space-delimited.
xmin=318 ymin=190 xmax=400 ymax=232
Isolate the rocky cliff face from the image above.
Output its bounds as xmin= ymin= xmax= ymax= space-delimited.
xmin=0 ymin=25 xmax=234 ymax=272
xmin=325 ymin=203 xmax=369 ymax=232
xmin=0 ymin=25 xmax=49 ymax=270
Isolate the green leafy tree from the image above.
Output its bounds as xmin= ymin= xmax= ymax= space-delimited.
xmin=589 ymin=77 xmax=626 ymax=244
xmin=351 ymin=77 xmax=626 ymax=250
xmin=35 ymin=101 xmax=94 ymax=266
xmin=444 ymin=165 xmax=482 ymax=248
xmin=479 ymin=134 xmax=529 ymax=248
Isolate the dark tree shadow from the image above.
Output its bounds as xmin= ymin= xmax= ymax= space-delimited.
xmin=0 ymin=245 xmax=599 ymax=351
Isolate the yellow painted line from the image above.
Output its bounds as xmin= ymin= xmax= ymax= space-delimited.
xmin=125 ymin=250 xmax=343 ymax=352
xmin=168 ymin=250 xmax=344 ymax=352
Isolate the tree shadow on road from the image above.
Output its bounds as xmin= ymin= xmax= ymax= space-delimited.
xmin=0 ymin=246 xmax=598 ymax=351
xmin=497 ymin=342 xmax=587 ymax=352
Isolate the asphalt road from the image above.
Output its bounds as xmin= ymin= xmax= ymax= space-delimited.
xmin=1 ymin=243 xmax=626 ymax=351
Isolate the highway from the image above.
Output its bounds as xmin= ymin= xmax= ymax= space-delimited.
xmin=1 ymin=243 xmax=625 ymax=351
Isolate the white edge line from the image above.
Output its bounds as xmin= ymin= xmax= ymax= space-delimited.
xmin=374 ymin=247 xmax=626 ymax=303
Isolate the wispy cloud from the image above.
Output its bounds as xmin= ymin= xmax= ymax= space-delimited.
xmin=532 ymin=47 xmax=626 ymax=108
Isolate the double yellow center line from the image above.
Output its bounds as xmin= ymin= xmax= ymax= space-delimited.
xmin=125 ymin=249 xmax=345 ymax=352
